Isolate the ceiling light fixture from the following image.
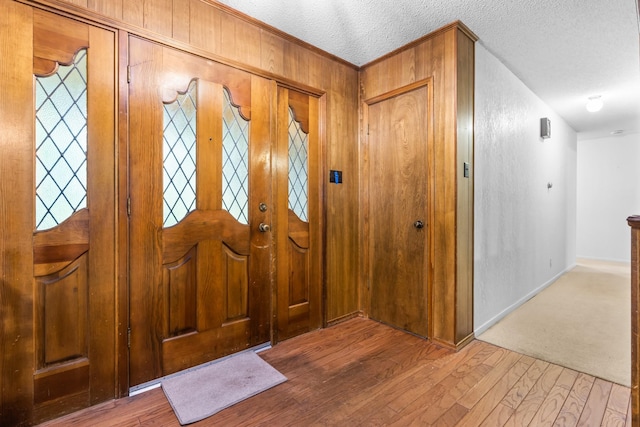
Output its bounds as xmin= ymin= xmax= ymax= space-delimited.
xmin=586 ymin=95 xmax=603 ymax=112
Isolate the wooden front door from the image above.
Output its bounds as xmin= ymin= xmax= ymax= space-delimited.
xmin=366 ymin=82 xmax=432 ymax=338
xmin=128 ymin=37 xmax=272 ymax=386
xmin=0 ymin=5 xmax=117 ymax=424
xmin=274 ymin=88 xmax=323 ymax=341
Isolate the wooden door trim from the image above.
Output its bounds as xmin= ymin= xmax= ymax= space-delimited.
xmin=361 ymin=78 xmax=435 ymax=339
xmin=317 ymin=93 xmax=328 ymax=328
xmin=1 ymin=4 xmax=36 ymax=424
xmin=116 ymin=28 xmax=130 ymax=399
xmin=364 ymin=78 xmax=433 ymax=106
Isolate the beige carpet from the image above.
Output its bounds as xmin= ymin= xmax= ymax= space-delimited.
xmin=478 ymin=259 xmax=631 ymax=387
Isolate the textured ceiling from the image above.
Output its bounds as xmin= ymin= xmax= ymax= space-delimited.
xmin=216 ymin=0 xmax=640 ymax=140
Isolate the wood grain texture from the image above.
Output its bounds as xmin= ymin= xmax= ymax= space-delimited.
xmin=33 ymin=8 xmax=88 ymax=73
xmin=0 ymin=2 xmax=505 ymax=424
xmin=122 ymin=0 xmax=143 ymax=27
xmin=274 ymin=88 xmax=323 ymax=342
xmin=361 ymin=22 xmax=476 ymax=348
xmin=127 ymin=36 xmax=165 ymax=386
xmin=87 ymin=0 xmax=122 ymax=19
xmin=171 ymin=0 xmax=189 ymax=42
xmin=162 ymin=210 xmax=250 ymax=262
xmin=33 ymin=209 xmax=90 ymax=266
xmin=116 ymin=28 xmax=130 ymax=399
xmin=578 ymin=378 xmax=614 ymax=426
xmin=367 ymin=83 xmax=430 ymax=338
xmin=32 ymin=18 xmax=118 ymax=423
xmin=455 ymin=28 xmax=475 ymax=343
xmin=629 ymin=215 xmax=640 ymax=427
xmin=219 ymin=13 xmax=261 ymax=69
xmin=555 ymin=372 xmax=597 ymax=426
xmin=307 ymin=92 xmax=324 ymax=333
xmin=325 ymin=64 xmax=359 ymax=323
xmin=22 ymin=0 xmax=361 ymax=330
xmin=127 ymin=38 xmax=274 ymax=387
xmin=260 ymin=29 xmax=285 ymax=75
xmin=504 ymin=364 xmax=563 ymax=426
xmin=39 ymin=319 xmax=632 ymax=427
xmin=528 ymin=368 xmax=579 ymax=426
xmin=1 ymin=5 xmax=120 ymax=424
xmin=247 ymin=74 xmax=273 ymax=346
xmin=85 ymin=24 xmax=118 ymax=408
xmin=196 ymin=79 xmax=223 ymax=210
xmin=143 ymin=0 xmax=172 ymax=37
xmin=188 ymin=0 xmax=222 ymax=55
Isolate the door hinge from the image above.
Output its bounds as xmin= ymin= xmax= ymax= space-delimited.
xmin=127 ymin=196 xmax=131 ymax=216
xmin=127 ymin=327 xmax=131 ymax=348
xmin=367 ymin=124 xmax=370 ymax=135
xmin=127 ymin=65 xmax=131 ymax=84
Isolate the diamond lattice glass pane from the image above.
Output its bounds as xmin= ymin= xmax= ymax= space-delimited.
xmin=288 ymin=108 xmax=309 ymax=222
xmin=222 ymin=88 xmax=249 ymax=224
xmin=163 ymin=80 xmax=197 ymax=227
xmin=35 ymin=49 xmax=88 ymax=230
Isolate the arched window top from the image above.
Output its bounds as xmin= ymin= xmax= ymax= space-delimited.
xmin=288 ymin=107 xmax=308 ymax=222
xmin=222 ymin=87 xmax=250 ymax=224
xmin=163 ymin=79 xmax=197 ymax=227
xmin=35 ymin=48 xmax=88 ymax=230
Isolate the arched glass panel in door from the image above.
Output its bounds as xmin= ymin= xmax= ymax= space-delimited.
xmin=288 ymin=107 xmax=308 ymax=221
xmin=35 ymin=49 xmax=88 ymax=230
xmin=222 ymin=88 xmax=249 ymax=224
xmin=163 ymin=80 xmax=197 ymax=227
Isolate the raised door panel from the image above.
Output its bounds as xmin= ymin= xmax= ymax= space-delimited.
xmin=128 ymin=37 xmax=272 ymax=386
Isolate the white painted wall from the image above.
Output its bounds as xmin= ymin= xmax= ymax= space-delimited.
xmin=576 ymin=133 xmax=640 ymax=262
xmin=474 ymin=44 xmax=577 ymax=334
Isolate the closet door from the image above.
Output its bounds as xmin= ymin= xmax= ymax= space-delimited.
xmin=0 ymin=5 xmax=117 ymax=424
xmin=366 ymin=82 xmax=432 ymax=338
xmin=128 ymin=37 xmax=272 ymax=386
xmin=274 ymin=87 xmax=323 ymax=341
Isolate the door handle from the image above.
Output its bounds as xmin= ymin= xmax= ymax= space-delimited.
xmin=258 ymin=223 xmax=271 ymax=232
xmin=413 ymin=220 xmax=424 ymax=229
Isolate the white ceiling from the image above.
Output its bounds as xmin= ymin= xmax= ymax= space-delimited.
xmin=216 ymin=0 xmax=640 ymax=140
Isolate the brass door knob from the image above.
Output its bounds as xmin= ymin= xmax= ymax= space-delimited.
xmin=258 ymin=223 xmax=271 ymax=232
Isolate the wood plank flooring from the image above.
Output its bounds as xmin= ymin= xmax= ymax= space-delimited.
xmin=39 ymin=318 xmax=631 ymax=427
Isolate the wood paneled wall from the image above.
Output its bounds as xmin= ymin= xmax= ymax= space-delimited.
xmin=22 ymin=0 xmax=361 ymax=324
xmin=2 ymin=3 xmax=480 ymax=424
xmin=360 ymin=22 xmax=477 ymax=349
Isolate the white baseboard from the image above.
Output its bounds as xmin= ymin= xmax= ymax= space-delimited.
xmin=474 ymin=264 xmax=575 ymax=336
xmin=576 ymin=255 xmax=631 ymax=264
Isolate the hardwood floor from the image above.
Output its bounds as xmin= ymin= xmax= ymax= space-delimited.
xmin=39 ymin=318 xmax=631 ymax=426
